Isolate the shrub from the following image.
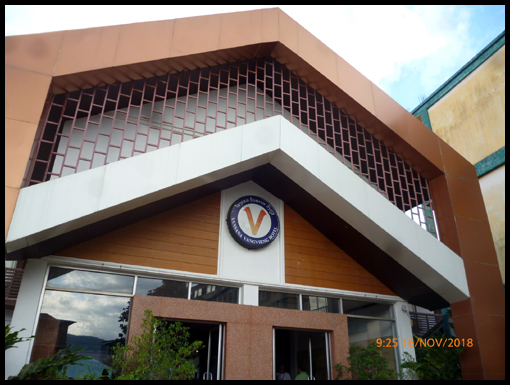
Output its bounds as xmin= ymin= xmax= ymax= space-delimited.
xmin=6 ymin=324 xmax=103 ymax=380
xmin=334 ymin=342 xmax=397 ymax=380
xmin=7 ymin=343 xmax=92 ymax=380
xmin=110 ymin=309 xmax=203 ymax=380
xmin=399 ymin=334 xmax=464 ymax=380
xmin=5 ymin=325 xmax=33 ymax=351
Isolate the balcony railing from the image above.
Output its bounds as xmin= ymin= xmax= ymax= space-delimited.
xmin=409 ymin=311 xmax=444 ymax=337
xmin=5 ymin=268 xmax=24 ymax=307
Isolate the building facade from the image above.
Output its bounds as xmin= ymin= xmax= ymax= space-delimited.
xmin=413 ymin=31 xmax=505 ymax=285
xmin=5 ymin=9 xmax=505 ymax=380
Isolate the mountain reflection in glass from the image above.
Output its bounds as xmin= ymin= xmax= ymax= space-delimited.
xmin=30 ymin=290 xmax=130 ymax=379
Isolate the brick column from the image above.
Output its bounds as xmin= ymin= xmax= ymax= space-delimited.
xmin=430 ymin=144 xmax=505 ymax=380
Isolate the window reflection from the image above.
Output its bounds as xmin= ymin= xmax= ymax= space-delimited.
xmin=342 ymin=299 xmax=392 ymax=319
xmin=347 ymin=318 xmax=397 ymax=374
xmin=259 ymin=291 xmax=299 ymax=310
xmin=136 ymin=277 xmax=188 ymax=299
xmin=47 ymin=267 xmax=134 ymax=295
xmin=190 ymin=283 xmax=238 ymax=304
xmin=302 ymin=295 xmax=340 ymax=313
xmin=31 ymin=290 xmax=130 ymax=379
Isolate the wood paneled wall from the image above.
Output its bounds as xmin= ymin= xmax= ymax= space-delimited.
xmin=56 ymin=193 xmax=221 ymax=275
xmin=57 ymin=193 xmax=393 ymax=294
xmin=284 ymin=204 xmax=395 ymax=296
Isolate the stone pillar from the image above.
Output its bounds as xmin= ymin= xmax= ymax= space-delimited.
xmin=430 ymin=158 xmax=505 ymax=380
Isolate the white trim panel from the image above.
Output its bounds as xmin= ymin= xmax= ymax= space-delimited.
xmin=5 ymin=259 xmax=49 ymax=380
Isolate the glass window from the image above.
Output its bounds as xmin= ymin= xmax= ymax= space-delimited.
xmin=190 ymin=283 xmax=238 ymax=304
xmin=46 ymin=267 xmax=134 ymax=295
xmin=347 ymin=318 xmax=397 ymax=374
xmin=302 ymin=295 xmax=340 ymax=313
xmin=342 ymin=299 xmax=392 ymax=319
xmin=135 ymin=277 xmax=188 ymax=299
xmin=259 ymin=291 xmax=299 ymax=310
xmin=31 ymin=290 xmax=130 ymax=379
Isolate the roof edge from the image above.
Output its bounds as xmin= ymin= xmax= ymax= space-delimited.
xmin=5 ymin=8 xmax=447 ymax=182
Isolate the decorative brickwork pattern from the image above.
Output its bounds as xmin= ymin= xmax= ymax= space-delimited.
xmin=26 ymin=57 xmax=436 ymax=236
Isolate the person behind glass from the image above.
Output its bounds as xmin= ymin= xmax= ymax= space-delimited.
xmin=294 ymin=363 xmax=308 ymax=380
xmin=276 ymin=363 xmax=291 ymax=380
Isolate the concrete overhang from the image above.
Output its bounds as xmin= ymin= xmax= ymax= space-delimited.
xmin=6 ymin=116 xmax=469 ymax=309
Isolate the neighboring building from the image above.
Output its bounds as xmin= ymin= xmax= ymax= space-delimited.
xmin=5 ymin=9 xmax=504 ymax=380
xmin=413 ymin=31 xmax=505 ymax=285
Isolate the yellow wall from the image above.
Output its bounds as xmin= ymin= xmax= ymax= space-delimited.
xmin=428 ymin=45 xmax=505 ymax=165
xmin=428 ymin=45 xmax=505 ymax=284
xmin=479 ymin=165 xmax=505 ymax=283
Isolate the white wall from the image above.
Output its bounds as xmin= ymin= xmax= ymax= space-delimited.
xmin=218 ymin=181 xmax=285 ymax=285
xmin=5 ymin=259 xmax=48 ymax=380
xmin=393 ymin=301 xmax=417 ymax=368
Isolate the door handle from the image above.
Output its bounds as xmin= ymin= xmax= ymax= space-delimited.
xmin=203 ymin=372 xmax=213 ymax=380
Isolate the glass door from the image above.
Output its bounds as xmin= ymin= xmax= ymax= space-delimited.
xmin=184 ymin=322 xmax=224 ymax=380
xmin=308 ymin=331 xmax=330 ymax=380
xmin=202 ymin=325 xmax=224 ymax=380
xmin=274 ymin=328 xmax=331 ymax=380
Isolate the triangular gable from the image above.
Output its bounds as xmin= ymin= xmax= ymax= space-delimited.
xmin=55 ymin=189 xmax=395 ymax=297
xmin=284 ymin=205 xmax=395 ymax=296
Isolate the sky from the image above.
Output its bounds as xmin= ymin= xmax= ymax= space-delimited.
xmin=4 ymin=5 xmax=505 ymax=111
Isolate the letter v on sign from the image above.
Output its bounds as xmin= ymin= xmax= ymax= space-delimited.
xmin=243 ymin=207 xmax=267 ymax=236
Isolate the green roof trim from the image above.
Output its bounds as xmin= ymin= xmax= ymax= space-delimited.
xmin=475 ymin=146 xmax=505 ymax=178
xmin=413 ymin=106 xmax=432 ymax=131
xmin=411 ymin=30 xmax=505 ymax=130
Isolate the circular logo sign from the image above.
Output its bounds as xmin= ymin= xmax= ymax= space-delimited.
xmin=227 ymin=196 xmax=280 ymax=249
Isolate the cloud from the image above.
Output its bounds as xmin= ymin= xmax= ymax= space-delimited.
xmin=48 ymin=268 xmax=134 ymax=294
xmin=5 ymin=5 xmax=489 ymax=109
xmin=280 ymin=5 xmax=474 ymax=95
xmin=4 ymin=5 xmax=269 ymax=36
xmin=407 ymin=6 xmax=474 ymax=94
xmin=40 ymin=291 xmax=129 ymax=341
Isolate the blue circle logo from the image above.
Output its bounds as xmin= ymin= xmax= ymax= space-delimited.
xmin=227 ymin=196 xmax=280 ymax=249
